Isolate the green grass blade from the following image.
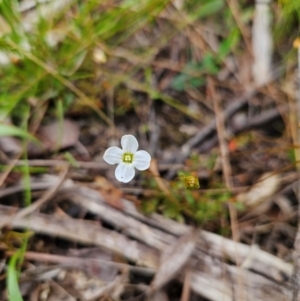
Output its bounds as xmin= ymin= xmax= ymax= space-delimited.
xmin=0 ymin=124 xmax=38 ymax=142
xmin=7 ymin=251 xmax=24 ymax=301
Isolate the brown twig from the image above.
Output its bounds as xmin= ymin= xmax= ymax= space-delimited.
xmin=199 ymin=105 xmax=287 ymax=153
xmin=0 ymin=204 xmax=159 ymax=268
xmin=208 ymin=77 xmax=240 ymax=245
xmin=14 ymin=159 xmax=182 ymax=171
xmin=5 ymin=250 xmax=155 ymax=275
xmin=180 ymin=270 xmax=191 ymax=301
xmin=166 ymin=65 xmax=286 ymax=179
xmin=0 ymin=153 xmax=23 ymax=187
xmin=209 ymin=78 xmax=233 ymax=190
xmin=0 ymin=196 xmax=293 ymax=300
xmin=13 ymin=165 xmax=69 ymax=219
xmin=209 ymin=77 xmax=245 ymax=301
xmin=292 ymin=38 xmax=300 ymax=301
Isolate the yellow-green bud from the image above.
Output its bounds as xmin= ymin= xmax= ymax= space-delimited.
xmin=184 ymin=176 xmax=200 ymax=190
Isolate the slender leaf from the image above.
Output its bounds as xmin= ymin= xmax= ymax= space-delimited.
xmin=7 ymin=252 xmax=23 ymax=301
xmin=0 ymin=124 xmax=38 ymax=142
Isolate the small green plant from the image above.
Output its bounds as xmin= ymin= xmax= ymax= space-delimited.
xmin=7 ymin=251 xmax=24 ymax=301
xmin=141 ymin=171 xmax=231 ymax=226
xmin=6 ymin=229 xmax=33 ymax=301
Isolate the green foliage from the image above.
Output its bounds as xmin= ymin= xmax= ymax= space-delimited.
xmin=171 ymin=54 xmax=219 ymax=91
xmin=7 ymin=251 xmax=23 ymax=301
xmin=0 ymin=0 xmax=169 ymax=123
xmin=0 ymin=165 xmax=47 ymax=173
xmin=141 ymin=198 xmax=159 ymax=214
xmin=276 ymin=0 xmax=300 ymax=35
xmin=64 ymin=152 xmax=80 ymax=168
xmin=6 ymin=230 xmax=31 ymax=301
xmin=170 ymin=176 xmax=230 ymax=225
xmin=234 ymin=201 xmax=245 ymax=212
xmin=0 ymin=124 xmax=37 ymax=141
xmin=0 ymin=0 xmax=244 ymax=123
xmin=217 ymin=28 xmax=240 ymax=60
xmin=171 ymin=27 xmax=240 ymax=92
xmin=287 ymin=147 xmax=296 ymax=164
xmin=171 ymin=69 xmax=204 ymax=91
xmin=0 ymin=0 xmax=298 ymax=297
xmin=141 ymin=155 xmax=228 ymax=225
xmin=186 ymin=0 xmax=225 ymax=20
xmin=274 ymin=0 xmax=300 ymax=59
xmin=142 ymin=171 xmax=231 ymax=226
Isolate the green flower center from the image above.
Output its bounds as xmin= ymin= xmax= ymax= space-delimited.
xmin=122 ymin=152 xmax=134 ymax=164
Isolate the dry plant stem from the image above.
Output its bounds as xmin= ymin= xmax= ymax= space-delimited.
xmin=0 ymin=181 xmax=68 ymax=199
xmin=209 ymin=77 xmax=244 ymax=301
xmin=5 ymin=251 xmax=155 ymax=275
xmin=0 ymin=177 xmax=294 ymax=282
xmin=166 ymin=65 xmax=285 ymax=180
xmin=48 ymin=281 xmax=77 ymax=301
xmin=148 ymin=228 xmax=199 ymax=295
xmin=29 ymin=99 xmax=49 ymax=134
xmin=180 ymin=270 xmax=191 ymax=301
xmin=0 ymin=203 xmax=292 ymax=300
xmin=0 ymin=204 xmax=159 ymax=268
xmin=199 ymin=105 xmax=288 ymax=153
xmin=16 ymin=159 xmax=107 ymax=169
xmin=0 ymin=153 xmax=22 ymax=187
xmin=57 ymin=185 xmax=293 ymax=280
xmin=235 ymin=105 xmax=288 ymax=132
xmin=14 ymin=159 xmax=182 ymax=171
xmin=292 ymin=44 xmax=300 ymax=301
xmin=13 ymin=166 xmax=69 ymax=220
xmin=208 ymin=78 xmax=233 ymax=190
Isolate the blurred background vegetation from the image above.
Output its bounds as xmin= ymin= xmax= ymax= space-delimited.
xmin=0 ymin=0 xmax=299 ymax=231
xmin=0 ymin=0 xmax=300 ymax=299
xmin=0 ymin=0 xmax=299 ymax=236
xmin=0 ymin=0 xmax=297 ymax=126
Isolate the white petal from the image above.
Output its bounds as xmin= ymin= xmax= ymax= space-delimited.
xmin=115 ymin=163 xmax=135 ymax=183
xmin=121 ymin=135 xmax=138 ymax=153
xmin=133 ymin=150 xmax=151 ymax=170
xmin=103 ymin=147 xmax=123 ymax=164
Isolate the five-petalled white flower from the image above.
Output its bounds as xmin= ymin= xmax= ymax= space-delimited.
xmin=103 ymin=135 xmax=151 ymax=183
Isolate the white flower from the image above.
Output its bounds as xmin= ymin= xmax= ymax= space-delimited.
xmin=103 ymin=135 xmax=151 ymax=183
